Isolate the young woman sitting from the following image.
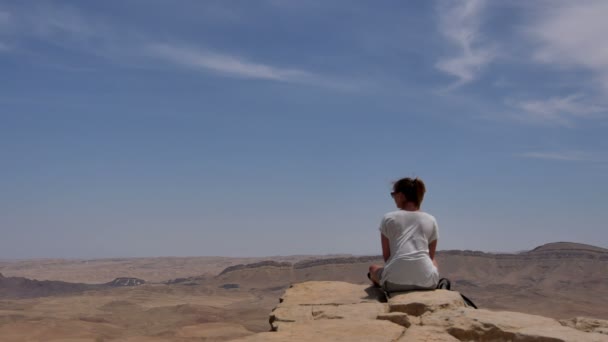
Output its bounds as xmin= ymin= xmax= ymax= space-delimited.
xmin=368 ymin=177 xmax=439 ymax=293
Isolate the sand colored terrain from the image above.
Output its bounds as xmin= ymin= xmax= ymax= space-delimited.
xmin=0 ymin=282 xmax=280 ymax=341
xmin=0 ymin=255 xmax=349 ymax=284
xmin=0 ymin=242 xmax=606 ymax=341
xmin=436 ymin=243 xmax=608 ymax=319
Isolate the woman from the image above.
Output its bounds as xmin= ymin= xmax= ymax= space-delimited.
xmin=368 ymin=177 xmax=439 ymax=292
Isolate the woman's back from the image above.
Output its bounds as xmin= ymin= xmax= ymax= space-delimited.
xmin=379 ymin=210 xmax=439 ymax=288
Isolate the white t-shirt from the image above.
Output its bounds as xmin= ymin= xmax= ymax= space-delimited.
xmin=378 ymin=210 xmax=439 ymax=288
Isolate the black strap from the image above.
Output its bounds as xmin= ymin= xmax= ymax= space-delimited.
xmin=460 ymin=294 xmax=478 ymax=309
xmin=436 ymin=277 xmax=477 ymax=309
xmin=436 ymin=278 xmax=451 ymax=290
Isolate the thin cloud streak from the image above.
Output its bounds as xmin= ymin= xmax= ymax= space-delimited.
xmin=147 ymin=43 xmax=358 ymax=90
xmin=435 ymin=0 xmax=494 ymax=87
xmin=2 ymin=4 xmax=358 ymax=91
xmin=506 ymin=94 xmax=607 ymax=126
xmin=148 ymin=43 xmax=312 ymax=82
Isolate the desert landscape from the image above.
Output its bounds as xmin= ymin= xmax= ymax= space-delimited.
xmin=0 ymin=241 xmax=607 ymax=341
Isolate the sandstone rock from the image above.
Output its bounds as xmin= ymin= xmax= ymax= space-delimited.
xmin=279 ymin=281 xmax=384 ymax=305
xmin=270 ymin=304 xmax=313 ymax=331
xmin=312 ymin=302 xmax=386 ymax=321
xmin=377 ymin=312 xmax=411 ymax=327
xmin=269 ymin=281 xmax=386 ymax=331
xmin=561 ymin=317 xmax=608 ymax=335
xmin=388 ymin=289 xmax=465 ymax=316
xmin=398 ymin=326 xmax=460 ymax=341
xmin=423 ymin=308 xmax=608 ymax=342
xmin=240 ymin=281 xmax=608 ymax=342
xmin=234 ymin=319 xmax=404 ymax=342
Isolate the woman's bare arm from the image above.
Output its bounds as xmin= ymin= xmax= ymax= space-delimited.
xmin=429 ymin=239 xmax=439 ymax=270
xmin=381 ymin=234 xmax=391 ymax=262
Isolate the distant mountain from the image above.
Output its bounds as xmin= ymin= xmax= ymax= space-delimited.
xmin=0 ymin=275 xmax=145 ymax=299
xmin=208 ymin=241 xmax=608 ymax=319
xmin=526 ymin=242 xmax=608 ymax=256
xmin=215 ymin=242 xmax=608 ymax=276
xmin=3 ymin=242 xmax=606 ymax=319
xmin=218 ymin=261 xmax=292 ymax=276
xmin=0 ymin=275 xmax=101 ymax=299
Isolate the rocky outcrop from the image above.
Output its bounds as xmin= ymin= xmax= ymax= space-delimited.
xmin=164 ymin=277 xmax=198 ymax=285
xmin=560 ymin=317 xmax=608 ymax=336
xmin=105 ymin=277 xmax=145 ymax=287
xmin=232 ymin=281 xmax=608 ymax=342
xmin=163 ymin=274 xmax=210 ymax=285
xmin=0 ymin=274 xmax=147 ymax=299
xmin=218 ymin=261 xmax=292 ymax=276
xmin=293 ymin=256 xmax=382 ymax=269
xmin=0 ymin=275 xmax=99 ymax=299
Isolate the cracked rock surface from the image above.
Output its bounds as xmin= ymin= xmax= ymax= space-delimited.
xmin=232 ymin=281 xmax=608 ymax=342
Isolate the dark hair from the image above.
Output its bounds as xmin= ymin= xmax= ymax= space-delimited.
xmin=393 ymin=177 xmax=426 ymax=208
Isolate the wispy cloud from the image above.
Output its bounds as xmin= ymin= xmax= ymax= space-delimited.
xmin=147 ymin=43 xmax=356 ymax=90
xmin=517 ymin=151 xmax=603 ymax=162
xmin=0 ymin=4 xmax=117 ymax=59
xmin=148 ymin=43 xmax=312 ymax=82
xmin=435 ymin=0 xmax=495 ymax=87
xmin=1 ymin=4 xmax=357 ymax=90
xmin=506 ymin=94 xmax=607 ymax=126
xmin=526 ymin=1 xmax=608 ymax=92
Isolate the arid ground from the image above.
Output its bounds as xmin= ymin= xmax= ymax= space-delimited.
xmin=0 ymin=242 xmax=606 ymax=341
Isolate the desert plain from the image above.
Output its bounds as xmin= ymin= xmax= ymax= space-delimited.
xmin=0 ymin=242 xmax=606 ymax=341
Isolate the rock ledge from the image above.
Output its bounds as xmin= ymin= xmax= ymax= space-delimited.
xmin=232 ymin=281 xmax=608 ymax=342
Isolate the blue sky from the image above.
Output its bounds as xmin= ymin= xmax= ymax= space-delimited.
xmin=1 ymin=0 xmax=607 ymax=258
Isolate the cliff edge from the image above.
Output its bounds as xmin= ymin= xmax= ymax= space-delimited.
xmin=233 ymin=281 xmax=608 ymax=341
